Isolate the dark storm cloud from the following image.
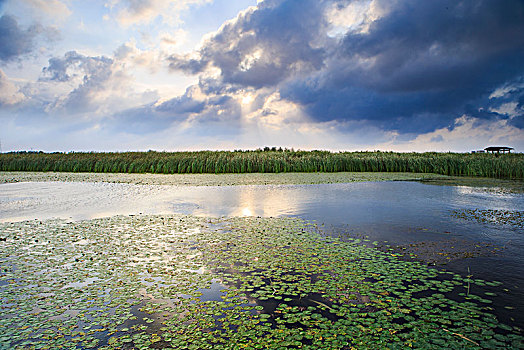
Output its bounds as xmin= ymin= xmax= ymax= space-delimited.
xmin=168 ymin=55 xmax=208 ymax=75
xmin=283 ymin=0 xmax=524 ymax=131
xmin=167 ymin=0 xmax=524 ymax=134
xmin=168 ymin=0 xmax=328 ymax=88
xmin=0 ymin=15 xmax=44 ymax=62
xmin=338 ymin=0 xmax=524 ymax=92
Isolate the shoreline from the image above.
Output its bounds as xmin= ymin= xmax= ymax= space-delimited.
xmin=0 ymin=171 xmax=446 ymax=186
xmin=1 ymin=171 xmax=522 ymax=194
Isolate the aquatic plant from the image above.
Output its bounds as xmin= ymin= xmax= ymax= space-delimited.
xmin=0 ymin=215 xmax=522 ymax=349
xmin=0 ymin=171 xmax=446 ymax=186
xmin=1 ymin=150 xmax=523 ymax=179
xmin=451 ymin=209 xmax=524 ymax=229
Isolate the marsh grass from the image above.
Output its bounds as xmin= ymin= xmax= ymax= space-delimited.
xmin=1 ymin=150 xmax=522 ymax=179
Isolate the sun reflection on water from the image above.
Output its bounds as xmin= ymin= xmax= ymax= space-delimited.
xmin=241 ymin=207 xmax=253 ymax=216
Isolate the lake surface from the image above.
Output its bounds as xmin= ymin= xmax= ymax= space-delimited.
xmin=1 ymin=180 xmax=523 ymax=325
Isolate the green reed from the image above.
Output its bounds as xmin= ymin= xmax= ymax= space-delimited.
xmin=0 ymin=150 xmax=522 ymax=179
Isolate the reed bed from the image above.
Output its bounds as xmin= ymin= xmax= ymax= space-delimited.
xmin=0 ymin=150 xmax=522 ymax=179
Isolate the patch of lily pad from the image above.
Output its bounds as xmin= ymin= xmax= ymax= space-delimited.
xmin=0 ymin=215 xmax=522 ymax=349
xmin=0 ymin=171 xmax=446 ymax=187
xmin=451 ymin=209 xmax=524 ymax=229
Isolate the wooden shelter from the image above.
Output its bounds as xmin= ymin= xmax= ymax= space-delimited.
xmin=484 ymin=146 xmax=513 ymax=154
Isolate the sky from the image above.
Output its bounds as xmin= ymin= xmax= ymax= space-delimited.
xmin=0 ymin=0 xmax=523 ymax=152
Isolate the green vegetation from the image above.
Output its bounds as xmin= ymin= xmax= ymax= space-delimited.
xmin=0 ymin=214 xmax=522 ymax=349
xmin=1 ymin=150 xmax=523 ymax=179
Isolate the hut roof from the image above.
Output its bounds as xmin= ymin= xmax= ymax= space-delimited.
xmin=484 ymin=146 xmax=513 ymax=151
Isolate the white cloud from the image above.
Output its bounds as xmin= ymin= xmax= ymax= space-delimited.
xmin=489 ymin=81 xmax=524 ymax=99
xmin=0 ymin=69 xmax=26 ymax=105
xmin=378 ymin=115 xmax=524 ymax=152
xmin=107 ymin=0 xmax=213 ymax=27
xmin=159 ymin=29 xmax=188 ymax=51
xmin=326 ymin=0 xmax=391 ymax=37
xmin=16 ymin=0 xmax=72 ymax=23
xmin=489 ymin=102 xmax=522 ymax=118
xmin=24 ymin=0 xmax=71 ymax=16
xmin=38 ymin=51 xmax=159 ymax=117
xmin=113 ymin=41 xmax=163 ymax=69
xmin=243 ymin=91 xmax=304 ymax=126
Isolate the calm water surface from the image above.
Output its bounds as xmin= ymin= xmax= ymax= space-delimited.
xmin=1 ymin=180 xmax=523 ymax=324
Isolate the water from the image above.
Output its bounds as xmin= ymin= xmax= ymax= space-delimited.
xmin=1 ymin=180 xmax=523 ymax=325
xmin=1 ymin=180 xmax=522 ymax=261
